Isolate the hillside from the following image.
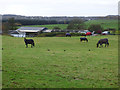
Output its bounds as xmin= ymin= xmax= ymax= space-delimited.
xmin=22 ymin=19 xmax=118 ymax=30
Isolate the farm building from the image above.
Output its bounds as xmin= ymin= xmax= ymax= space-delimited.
xmin=10 ymin=27 xmax=48 ymax=37
xmin=42 ymin=29 xmax=52 ymax=33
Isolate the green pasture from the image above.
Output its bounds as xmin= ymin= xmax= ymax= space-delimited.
xmin=22 ymin=19 xmax=118 ymax=30
xmin=2 ymin=35 xmax=118 ymax=88
xmin=85 ymin=20 xmax=118 ymax=30
xmin=22 ymin=24 xmax=68 ymax=30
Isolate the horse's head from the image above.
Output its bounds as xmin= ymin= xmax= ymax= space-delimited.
xmin=24 ymin=38 xmax=26 ymax=41
xmin=86 ymin=39 xmax=88 ymax=42
xmin=97 ymin=43 xmax=99 ymax=48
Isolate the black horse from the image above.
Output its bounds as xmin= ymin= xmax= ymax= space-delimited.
xmin=24 ymin=38 xmax=35 ymax=48
xmin=97 ymin=38 xmax=109 ymax=48
xmin=66 ymin=33 xmax=71 ymax=37
xmin=80 ymin=37 xmax=88 ymax=42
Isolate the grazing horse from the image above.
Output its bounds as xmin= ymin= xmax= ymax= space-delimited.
xmin=66 ymin=33 xmax=71 ymax=37
xmin=97 ymin=38 xmax=109 ymax=48
xmin=24 ymin=38 xmax=35 ymax=48
xmin=80 ymin=37 xmax=88 ymax=42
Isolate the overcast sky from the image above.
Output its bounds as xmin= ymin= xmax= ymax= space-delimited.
xmin=0 ymin=0 xmax=119 ymax=16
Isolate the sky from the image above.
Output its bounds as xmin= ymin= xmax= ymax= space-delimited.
xmin=0 ymin=0 xmax=119 ymax=16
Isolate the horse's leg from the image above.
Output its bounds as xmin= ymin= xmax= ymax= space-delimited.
xmin=107 ymin=43 xmax=109 ymax=47
xmin=101 ymin=44 xmax=103 ymax=47
xmin=31 ymin=44 xmax=33 ymax=48
xmin=101 ymin=43 xmax=103 ymax=47
xmin=105 ymin=43 xmax=107 ymax=47
xmin=26 ymin=44 xmax=28 ymax=48
xmin=100 ymin=44 xmax=102 ymax=48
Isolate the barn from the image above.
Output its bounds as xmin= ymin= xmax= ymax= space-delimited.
xmin=10 ymin=27 xmax=48 ymax=37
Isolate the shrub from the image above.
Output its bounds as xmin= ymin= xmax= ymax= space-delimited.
xmin=37 ymin=32 xmax=66 ymax=37
xmin=70 ymin=33 xmax=85 ymax=36
xmin=37 ymin=32 xmax=86 ymax=37
xmin=88 ymin=24 xmax=103 ymax=33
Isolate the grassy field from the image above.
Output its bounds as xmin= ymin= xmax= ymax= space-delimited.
xmin=22 ymin=24 xmax=68 ymax=30
xmin=85 ymin=20 xmax=118 ymax=30
xmin=2 ymin=35 xmax=118 ymax=88
xmin=22 ymin=19 xmax=118 ymax=30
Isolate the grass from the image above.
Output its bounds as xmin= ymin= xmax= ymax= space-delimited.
xmin=2 ymin=35 xmax=118 ymax=88
xmin=22 ymin=24 xmax=68 ymax=30
xmin=22 ymin=19 xmax=118 ymax=30
xmin=85 ymin=19 xmax=118 ymax=30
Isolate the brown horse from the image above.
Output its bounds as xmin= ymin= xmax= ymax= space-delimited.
xmin=97 ymin=38 xmax=109 ymax=48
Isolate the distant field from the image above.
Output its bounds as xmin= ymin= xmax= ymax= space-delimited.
xmin=2 ymin=35 xmax=118 ymax=88
xmin=22 ymin=19 xmax=118 ymax=30
xmin=85 ymin=20 xmax=118 ymax=30
xmin=22 ymin=24 xmax=68 ymax=30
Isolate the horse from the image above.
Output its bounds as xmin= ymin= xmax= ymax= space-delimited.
xmin=24 ymin=38 xmax=35 ymax=48
xmin=66 ymin=33 xmax=71 ymax=37
xmin=80 ymin=37 xmax=88 ymax=42
xmin=97 ymin=38 xmax=109 ymax=48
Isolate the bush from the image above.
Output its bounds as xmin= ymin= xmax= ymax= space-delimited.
xmin=37 ymin=32 xmax=86 ymax=37
xmin=88 ymin=24 xmax=103 ymax=32
xmin=37 ymin=32 xmax=66 ymax=37
xmin=70 ymin=33 xmax=85 ymax=36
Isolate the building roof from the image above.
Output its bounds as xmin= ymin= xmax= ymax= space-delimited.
xmin=17 ymin=27 xmax=47 ymax=32
xmin=9 ymin=30 xmax=19 ymax=34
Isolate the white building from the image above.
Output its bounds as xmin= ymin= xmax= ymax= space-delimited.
xmin=10 ymin=27 xmax=48 ymax=37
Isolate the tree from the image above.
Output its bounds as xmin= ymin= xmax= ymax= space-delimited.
xmin=2 ymin=22 xmax=10 ymax=34
xmin=8 ymin=18 xmax=17 ymax=30
xmin=88 ymin=24 xmax=103 ymax=34
xmin=67 ymin=19 xmax=85 ymax=30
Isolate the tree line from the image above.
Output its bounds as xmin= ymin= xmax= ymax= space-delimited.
xmin=2 ymin=19 xmax=70 ymax=25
